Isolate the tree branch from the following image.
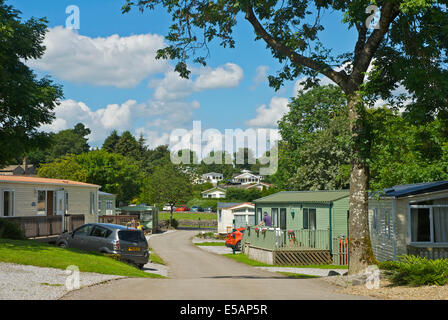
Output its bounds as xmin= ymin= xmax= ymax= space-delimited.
xmin=350 ymin=2 xmax=401 ymax=87
xmin=244 ymin=4 xmax=349 ymax=89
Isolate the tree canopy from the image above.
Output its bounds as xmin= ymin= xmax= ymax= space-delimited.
xmin=0 ymin=1 xmax=63 ymax=166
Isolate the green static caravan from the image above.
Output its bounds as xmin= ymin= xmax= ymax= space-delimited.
xmin=243 ymin=190 xmax=350 ymax=265
xmin=98 ymin=191 xmax=117 ymax=216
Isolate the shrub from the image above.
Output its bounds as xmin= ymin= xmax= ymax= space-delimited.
xmin=170 ymin=218 xmax=179 ymax=229
xmin=0 ymin=219 xmax=25 ymax=240
xmin=196 ymin=231 xmax=216 ymax=239
xmin=381 ymin=255 xmax=448 ymax=286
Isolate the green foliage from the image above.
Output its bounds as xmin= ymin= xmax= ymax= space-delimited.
xmin=0 ymin=1 xmax=63 ymax=166
xmin=225 ymin=188 xmax=262 ymax=202
xmin=170 ymin=218 xmax=179 ymax=229
xmin=38 ymin=150 xmax=143 ymax=203
xmin=139 ymin=163 xmax=193 ymax=226
xmin=22 ymin=123 xmax=91 ymax=165
xmin=0 ymin=219 xmax=25 ymax=240
xmin=380 ymin=255 xmax=448 ymax=287
xmin=275 ymin=85 xmax=448 ymax=191
xmin=368 ymin=108 xmax=448 ymax=190
xmin=275 ymin=85 xmax=350 ymax=190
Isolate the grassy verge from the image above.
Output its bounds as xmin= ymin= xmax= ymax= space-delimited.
xmin=149 ymin=249 xmax=165 ymax=265
xmin=277 ymin=272 xmax=320 ymax=279
xmin=222 ymin=253 xmax=348 ymax=269
xmin=0 ymin=239 xmax=164 ymax=278
xmin=194 ymin=242 xmax=226 ymax=246
xmin=159 ymin=212 xmax=217 ymax=221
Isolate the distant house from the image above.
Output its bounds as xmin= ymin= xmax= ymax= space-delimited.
xmin=369 ymin=181 xmax=448 ymax=262
xmin=201 ymin=187 xmax=226 ymax=199
xmin=202 ymin=172 xmax=224 ymax=185
xmin=98 ymin=191 xmax=116 ymax=216
xmin=232 ymin=170 xmax=263 ymax=185
xmin=243 ymin=182 xmax=273 ymax=191
xmin=0 ymin=158 xmax=37 ymax=176
xmin=0 ymin=176 xmax=100 ymax=238
xmin=217 ymin=202 xmax=255 ymax=234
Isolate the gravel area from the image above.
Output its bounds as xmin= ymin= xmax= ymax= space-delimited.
xmin=0 ymin=262 xmax=123 ymax=300
xmin=256 ymin=267 xmax=346 ymax=277
xmin=195 ymin=244 xmax=235 ymax=255
xmin=192 ymin=238 xmax=226 ymax=244
xmin=142 ymin=259 xmax=169 ymax=277
xmin=324 ymin=274 xmax=448 ymax=300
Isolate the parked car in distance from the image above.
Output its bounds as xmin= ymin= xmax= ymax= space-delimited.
xmin=203 ymin=207 xmax=215 ymax=213
xmin=175 ymin=206 xmax=189 ymax=212
xmin=225 ymin=227 xmax=245 ymax=251
xmin=190 ymin=206 xmax=203 ymax=212
xmin=56 ymin=223 xmax=149 ymax=269
xmin=163 ymin=204 xmax=176 ymax=211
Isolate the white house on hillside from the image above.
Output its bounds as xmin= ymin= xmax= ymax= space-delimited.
xmin=202 ymin=172 xmax=224 ymax=186
xmin=201 ymin=187 xmax=226 ymax=199
xmin=232 ymin=170 xmax=263 ymax=185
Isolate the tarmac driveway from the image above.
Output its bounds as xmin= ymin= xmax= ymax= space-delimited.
xmin=61 ymin=230 xmax=368 ymax=300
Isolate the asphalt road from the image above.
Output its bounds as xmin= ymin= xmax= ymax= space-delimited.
xmin=61 ymin=230 xmax=367 ymax=300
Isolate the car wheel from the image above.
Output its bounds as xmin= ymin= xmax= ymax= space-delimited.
xmin=58 ymin=242 xmax=67 ymax=248
xmin=236 ymin=241 xmax=241 ymax=251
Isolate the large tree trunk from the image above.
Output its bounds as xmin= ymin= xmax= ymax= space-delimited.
xmin=347 ymin=92 xmax=376 ymax=275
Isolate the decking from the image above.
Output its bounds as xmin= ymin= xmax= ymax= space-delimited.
xmin=242 ymin=227 xmax=348 ymax=265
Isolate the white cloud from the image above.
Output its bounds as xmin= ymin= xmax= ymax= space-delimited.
xmin=245 ymin=97 xmax=289 ymax=128
xmin=194 ymin=63 xmax=243 ymax=90
xmin=28 ymin=26 xmax=168 ymax=88
xmin=251 ymin=65 xmax=269 ymax=90
xmin=149 ymin=63 xmax=244 ymax=101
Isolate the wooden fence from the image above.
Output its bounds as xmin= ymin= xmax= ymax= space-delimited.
xmin=98 ymin=215 xmax=137 ymax=226
xmin=2 ymin=215 xmax=85 ymax=238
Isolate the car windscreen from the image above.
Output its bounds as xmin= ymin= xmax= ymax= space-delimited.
xmin=118 ymin=230 xmax=146 ymax=242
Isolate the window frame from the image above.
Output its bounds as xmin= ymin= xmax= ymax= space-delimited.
xmin=409 ymin=204 xmax=448 ymax=245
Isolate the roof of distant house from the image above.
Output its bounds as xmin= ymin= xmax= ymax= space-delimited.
xmin=217 ymin=202 xmax=243 ymax=209
xmin=0 ymin=175 xmax=100 ymax=188
xmin=201 ymin=186 xmax=226 ymax=194
xmin=98 ymin=191 xmax=116 ymax=197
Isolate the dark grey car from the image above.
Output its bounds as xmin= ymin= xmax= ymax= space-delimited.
xmin=56 ymin=223 xmax=149 ymax=269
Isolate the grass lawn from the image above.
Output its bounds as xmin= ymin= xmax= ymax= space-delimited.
xmin=194 ymin=242 xmax=226 ymax=246
xmin=159 ymin=212 xmax=217 ymax=221
xmin=0 ymin=239 xmax=164 ymax=278
xmin=277 ymin=272 xmax=320 ymax=279
xmin=222 ymin=253 xmax=348 ymax=269
xmin=149 ymin=249 xmax=165 ymax=265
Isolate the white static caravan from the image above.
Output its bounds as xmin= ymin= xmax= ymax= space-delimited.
xmin=0 ymin=176 xmax=100 ymax=224
xmin=217 ymin=202 xmax=255 ymax=234
xmin=369 ymin=181 xmax=448 ymax=261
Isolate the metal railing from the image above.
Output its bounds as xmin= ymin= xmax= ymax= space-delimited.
xmin=243 ymin=227 xmax=330 ymax=251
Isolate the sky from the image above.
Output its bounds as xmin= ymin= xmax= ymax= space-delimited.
xmin=9 ymin=0 xmax=358 ymax=158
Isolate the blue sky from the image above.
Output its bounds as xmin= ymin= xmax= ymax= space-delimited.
xmin=9 ymin=0 xmax=358 ymax=153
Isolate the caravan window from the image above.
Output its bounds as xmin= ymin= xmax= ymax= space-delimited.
xmin=303 ymin=208 xmax=316 ymax=230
